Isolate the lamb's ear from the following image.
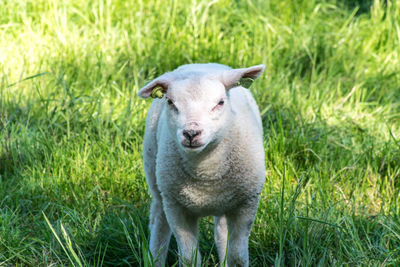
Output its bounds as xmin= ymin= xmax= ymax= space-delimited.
xmin=220 ymin=64 xmax=265 ymax=90
xmin=137 ymin=73 xmax=173 ymax=99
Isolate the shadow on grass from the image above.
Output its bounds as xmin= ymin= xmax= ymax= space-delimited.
xmin=251 ymin=102 xmax=400 ymax=265
xmin=88 ymin=200 xmax=221 ymax=266
xmin=339 ymin=0 xmax=375 ymax=15
xmin=0 ymin=103 xmax=55 ymax=264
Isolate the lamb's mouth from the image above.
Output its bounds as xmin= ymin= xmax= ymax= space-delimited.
xmin=182 ymin=143 xmax=204 ymax=149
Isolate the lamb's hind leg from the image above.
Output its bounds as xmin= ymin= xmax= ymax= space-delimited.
xmin=214 ymin=216 xmax=228 ymax=266
xmin=149 ymin=199 xmax=171 ymax=266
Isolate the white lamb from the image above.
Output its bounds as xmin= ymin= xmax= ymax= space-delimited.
xmin=138 ymin=63 xmax=266 ymax=267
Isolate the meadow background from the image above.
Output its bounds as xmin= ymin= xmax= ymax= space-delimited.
xmin=1 ymin=0 xmax=400 ymax=265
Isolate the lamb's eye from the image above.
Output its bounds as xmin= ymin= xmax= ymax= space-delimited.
xmin=167 ymin=99 xmax=178 ymax=111
xmin=212 ymin=98 xmax=225 ymax=111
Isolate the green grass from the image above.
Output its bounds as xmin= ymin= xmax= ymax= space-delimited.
xmin=1 ymin=0 xmax=399 ymax=265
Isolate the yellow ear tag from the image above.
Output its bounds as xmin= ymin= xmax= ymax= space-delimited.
xmin=151 ymin=86 xmax=164 ymax=99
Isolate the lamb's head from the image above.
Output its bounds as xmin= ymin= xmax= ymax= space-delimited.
xmin=138 ymin=64 xmax=265 ymax=153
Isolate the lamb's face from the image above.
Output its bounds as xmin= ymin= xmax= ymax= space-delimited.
xmin=165 ymin=77 xmax=231 ymax=153
xmin=137 ymin=63 xmax=265 ymax=153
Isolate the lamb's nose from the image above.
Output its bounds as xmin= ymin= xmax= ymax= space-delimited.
xmin=183 ymin=129 xmax=201 ymax=142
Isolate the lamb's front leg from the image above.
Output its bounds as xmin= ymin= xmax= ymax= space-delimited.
xmin=164 ymin=201 xmax=201 ymax=266
xmin=226 ymin=204 xmax=258 ymax=267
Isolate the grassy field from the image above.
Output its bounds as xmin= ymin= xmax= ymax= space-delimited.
xmin=1 ymin=0 xmax=400 ymax=265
